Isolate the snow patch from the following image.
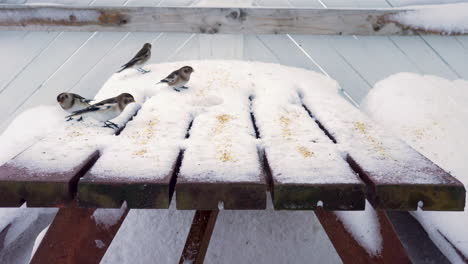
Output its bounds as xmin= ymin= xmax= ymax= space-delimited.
xmin=92 ymin=203 xmax=127 ymax=228
xmin=392 ymin=3 xmax=468 ymax=34
xmin=95 ymin=240 xmax=105 ymax=249
xmin=362 ymin=72 xmax=468 ymax=263
xmin=335 ymin=201 xmax=382 ymax=256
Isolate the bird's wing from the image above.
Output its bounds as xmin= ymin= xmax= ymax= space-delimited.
xmin=66 ymin=98 xmax=116 ymax=117
xmin=73 ymin=94 xmax=93 ymax=104
xmin=117 ymin=46 xmax=151 ymax=72
xmin=160 ymin=70 xmax=178 ymax=83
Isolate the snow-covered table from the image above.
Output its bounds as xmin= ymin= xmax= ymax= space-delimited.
xmin=0 ymin=61 xmax=464 ymax=211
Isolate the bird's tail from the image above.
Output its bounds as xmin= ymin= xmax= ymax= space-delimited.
xmin=66 ymin=106 xmax=98 ymax=119
xmin=116 ymin=64 xmax=128 ymax=73
xmin=156 ymin=80 xmax=168 ymax=85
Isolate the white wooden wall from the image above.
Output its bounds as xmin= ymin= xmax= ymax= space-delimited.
xmin=0 ymin=0 xmax=467 ymax=132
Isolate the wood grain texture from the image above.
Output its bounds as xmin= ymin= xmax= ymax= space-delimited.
xmin=0 ymin=5 xmax=462 ymax=35
xmin=78 ymin=152 xmax=182 ymax=209
xmin=0 ymin=151 xmax=99 ymax=207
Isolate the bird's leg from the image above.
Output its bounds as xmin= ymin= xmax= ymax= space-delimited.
xmin=180 ymin=86 xmax=189 ymax=89
xmin=103 ymin=122 xmax=112 ymax=129
xmin=77 ymin=116 xmax=83 ymax=122
xmin=108 ymin=121 xmax=119 ymax=129
xmin=138 ymin=67 xmax=151 ymax=74
xmin=173 ymin=88 xmax=181 ymax=92
xmin=66 ymin=117 xmax=73 ymax=121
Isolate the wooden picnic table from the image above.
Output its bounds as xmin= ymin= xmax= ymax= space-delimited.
xmin=0 ymin=61 xmax=463 ymax=211
xmin=0 ymin=61 xmax=465 ymax=264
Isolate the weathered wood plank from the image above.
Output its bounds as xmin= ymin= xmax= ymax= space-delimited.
xmin=176 ymin=81 xmax=266 ymax=210
xmin=179 ymin=210 xmax=219 ymax=264
xmin=315 ymin=208 xmax=411 ymax=264
xmin=30 ymin=206 xmax=128 ymax=264
xmin=0 ymin=152 xmax=99 ymax=207
xmin=0 ymin=5 xmax=463 ymax=35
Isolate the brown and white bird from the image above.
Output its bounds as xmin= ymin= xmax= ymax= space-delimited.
xmin=57 ymin=92 xmax=92 ymax=121
xmin=117 ymin=43 xmax=152 ymax=74
xmin=66 ymin=93 xmax=135 ymax=129
xmin=158 ymin=66 xmax=194 ymax=92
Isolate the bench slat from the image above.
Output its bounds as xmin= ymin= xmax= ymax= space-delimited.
xmin=176 ymin=74 xmax=266 ymax=209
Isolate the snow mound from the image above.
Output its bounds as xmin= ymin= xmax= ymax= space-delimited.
xmin=392 ymin=3 xmax=468 ymax=34
xmin=362 ymin=72 xmax=468 ymax=263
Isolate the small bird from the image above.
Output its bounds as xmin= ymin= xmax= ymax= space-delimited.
xmin=66 ymin=93 xmax=135 ymax=129
xmin=57 ymin=92 xmax=92 ymax=121
xmin=117 ymin=43 xmax=152 ymax=74
xmin=158 ymin=66 xmax=194 ymax=92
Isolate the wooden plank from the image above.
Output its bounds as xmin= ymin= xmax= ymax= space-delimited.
xmin=0 ymin=31 xmax=59 ymax=94
xmin=179 ymin=210 xmax=219 ymax=264
xmin=420 ymin=36 xmax=468 ymax=79
xmin=328 ymin=35 xmax=421 ymax=86
xmin=0 ymin=152 xmax=99 ymax=207
xmin=11 ymin=32 xmax=126 ymax=118
xmin=300 ymin=89 xmax=465 ymax=210
xmin=386 ymin=212 xmax=452 ymax=263
xmin=0 ymin=5 xmax=463 ymax=35
xmin=78 ymin=92 xmax=192 ymax=209
xmin=30 ymin=206 xmax=128 ymax=264
xmin=388 ymin=36 xmax=460 ymax=80
xmin=0 ymin=32 xmax=93 ymax=127
xmin=256 ymin=34 xmax=322 ymax=71
xmin=315 ymin=208 xmax=411 ymax=263
xmin=69 ymin=32 xmax=182 ymax=96
xmin=176 ymin=73 xmax=266 ymax=210
xmin=176 ymin=119 xmax=266 ymax=210
xmin=291 ymin=35 xmax=372 ymax=103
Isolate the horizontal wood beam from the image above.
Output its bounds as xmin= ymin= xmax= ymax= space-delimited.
xmin=0 ymin=5 xmax=461 ymax=35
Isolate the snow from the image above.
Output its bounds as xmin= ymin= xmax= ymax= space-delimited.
xmin=92 ymin=202 xmax=127 ymax=228
xmin=95 ymin=239 xmax=105 ymax=249
xmin=0 ymin=105 xmax=64 ymax=166
xmin=298 ymin=78 xmax=457 ymax=185
xmin=85 ymin=60 xmax=355 ymax=184
xmin=264 ymin=142 xmax=361 ymax=184
xmin=392 ymin=3 xmax=468 ymax=34
xmin=362 ymin=72 xmax=468 ymax=263
xmin=102 ymin=196 xmax=342 ymax=264
xmin=335 ymin=201 xmax=383 ymax=256
xmin=30 ymin=225 xmax=49 ymax=260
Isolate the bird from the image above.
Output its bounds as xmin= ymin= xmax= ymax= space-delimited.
xmin=57 ymin=92 xmax=93 ymax=121
xmin=66 ymin=93 xmax=135 ymax=129
xmin=117 ymin=43 xmax=152 ymax=74
xmin=157 ymin=66 xmax=194 ymax=92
